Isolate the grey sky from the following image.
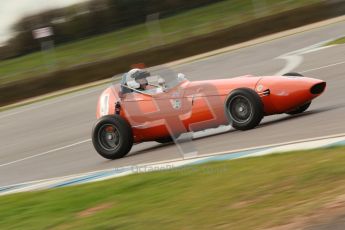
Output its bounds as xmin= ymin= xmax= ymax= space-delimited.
xmin=0 ymin=0 xmax=89 ymax=45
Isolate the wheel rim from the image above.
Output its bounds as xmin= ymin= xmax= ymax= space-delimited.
xmin=228 ymin=95 xmax=253 ymax=124
xmin=98 ymin=124 xmax=120 ymax=151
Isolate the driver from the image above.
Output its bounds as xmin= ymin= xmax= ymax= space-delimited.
xmin=127 ymin=68 xmax=150 ymax=91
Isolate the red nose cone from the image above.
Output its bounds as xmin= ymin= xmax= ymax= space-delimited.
xmin=257 ymin=76 xmax=326 ymax=114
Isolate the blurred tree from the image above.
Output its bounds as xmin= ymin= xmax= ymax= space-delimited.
xmin=1 ymin=0 xmax=223 ymax=60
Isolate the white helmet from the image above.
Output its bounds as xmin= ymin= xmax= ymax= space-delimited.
xmin=126 ymin=68 xmax=150 ymax=89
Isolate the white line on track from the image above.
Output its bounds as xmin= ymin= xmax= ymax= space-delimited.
xmin=275 ymin=54 xmax=303 ymax=76
xmin=301 ymin=60 xmax=345 ymax=74
xmin=0 ymin=86 xmax=103 ymax=120
xmin=0 ymin=126 xmax=231 ymax=168
xmin=2 ymin=132 xmax=345 ymax=191
xmin=274 ymin=39 xmax=332 ymax=76
xmin=0 ymin=139 xmax=91 ymax=168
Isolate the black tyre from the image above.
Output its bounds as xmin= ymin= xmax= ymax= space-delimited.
xmin=286 ymin=102 xmax=311 ymax=115
xmin=282 ymin=73 xmax=312 ymax=115
xmin=226 ymin=88 xmax=264 ymax=131
xmin=156 ymin=136 xmax=173 ymax=144
xmin=283 ymin=72 xmax=303 ymax=77
xmin=92 ymin=115 xmax=133 ymax=159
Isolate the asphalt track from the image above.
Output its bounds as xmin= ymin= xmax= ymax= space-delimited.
xmin=0 ymin=21 xmax=345 ymax=187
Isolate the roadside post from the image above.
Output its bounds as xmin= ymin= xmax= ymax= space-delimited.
xmin=32 ymin=27 xmax=56 ymax=71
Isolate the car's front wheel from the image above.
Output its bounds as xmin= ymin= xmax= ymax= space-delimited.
xmin=92 ymin=115 xmax=133 ymax=159
xmin=226 ymin=88 xmax=264 ymax=131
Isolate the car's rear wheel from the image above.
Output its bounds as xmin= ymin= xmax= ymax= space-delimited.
xmin=282 ymin=72 xmax=312 ymax=115
xmin=286 ymin=102 xmax=311 ymax=115
xmin=283 ymin=72 xmax=303 ymax=77
xmin=92 ymin=115 xmax=133 ymax=159
xmin=226 ymin=88 xmax=264 ymax=131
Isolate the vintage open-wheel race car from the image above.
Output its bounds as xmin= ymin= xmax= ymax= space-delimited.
xmin=92 ymin=69 xmax=326 ymax=159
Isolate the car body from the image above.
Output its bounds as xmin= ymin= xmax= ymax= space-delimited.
xmin=93 ymin=71 xmax=326 ymax=159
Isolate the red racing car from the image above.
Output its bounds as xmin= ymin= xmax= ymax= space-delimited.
xmin=92 ymin=69 xmax=326 ymax=159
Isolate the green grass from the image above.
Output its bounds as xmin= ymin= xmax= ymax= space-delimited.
xmin=0 ymin=0 xmax=321 ymax=85
xmin=326 ymin=36 xmax=345 ymax=45
xmin=1 ymin=146 xmax=345 ymax=229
